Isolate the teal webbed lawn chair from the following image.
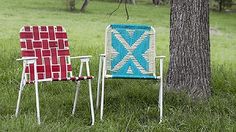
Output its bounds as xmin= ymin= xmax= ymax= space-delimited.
xmin=96 ymin=24 xmax=165 ymax=123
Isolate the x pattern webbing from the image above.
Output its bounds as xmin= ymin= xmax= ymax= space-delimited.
xmin=106 ymin=24 xmax=156 ymax=79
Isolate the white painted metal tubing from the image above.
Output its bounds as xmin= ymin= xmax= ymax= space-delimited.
xmin=70 ymin=55 xmax=92 ymax=59
xmin=159 ymin=58 xmax=164 ymax=123
xmin=16 ymin=57 xmax=38 ymax=61
xmin=72 ymin=62 xmax=83 ymax=115
xmin=15 ymin=61 xmax=26 ymax=117
xmin=86 ymin=61 xmax=95 ymax=125
xmin=96 ymin=56 xmax=103 ymax=109
xmin=99 ymin=26 xmax=109 ymax=120
xmin=34 ymin=61 xmax=41 ymax=124
xmin=100 ymin=56 xmax=106 ymax=120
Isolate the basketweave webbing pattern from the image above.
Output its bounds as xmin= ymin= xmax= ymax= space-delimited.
xmin=105 ymin=24 xmax=156 ymax=78
xmin=20 ymin=26 xmax=72 ymax=82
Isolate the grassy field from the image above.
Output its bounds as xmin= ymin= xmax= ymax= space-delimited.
xmin=0 ymin=0 xmax=236 ymax=131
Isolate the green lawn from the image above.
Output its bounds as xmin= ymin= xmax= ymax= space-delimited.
xmin=0 ymin=0 xmax=236 ymax=131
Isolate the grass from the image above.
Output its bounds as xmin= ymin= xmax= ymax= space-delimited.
xmin=0 ymin=0 xmax=236 ymax=131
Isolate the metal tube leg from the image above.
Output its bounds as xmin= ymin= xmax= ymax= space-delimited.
xmin=86 ymin=61 xmax=95 ymax=125
xmin=35 ymin=81 xmax=40 ymax=124
xmin=159 ymin=77 xmax=163 ymax=123
xmin=100 ymin=57 xmax=106 ymax=120
xmin=15 ymin=61 xmax=26 ymax=117
xmin=72 ymin=81 xmax=81 ymax=115
xmin=96 ymin=56 xmax=103 ymax=109
xmin=72 ymin=62 xmax=83 ymax=115
xmin=159 ymin=58 xmax=164 ymax=123
xmin=15 ymin=83 xmax=24 ymax=117
xmin=34 ymin=61 xmax=41 ymax=124
xmin=88 ymin=79 xmax=95 ymax=125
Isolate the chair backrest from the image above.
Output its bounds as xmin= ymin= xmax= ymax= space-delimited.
xmin=105 ymin=24 xmax=156 ymax=79
xmin=20 ymin=26 xmax=72 ymax=82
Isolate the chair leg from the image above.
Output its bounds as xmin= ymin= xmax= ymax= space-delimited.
xmin=100 ymin=57 xmax=106 ymax=120
xmin=88 ymin=79 xmax=95 ymax=125
xmin=15 ymin=61 xmax=26 ymax=117
xmin=35 ymin=81 xmax=40 ymax=124
xmin=159 ymin=58 xmax=164 ymax=123
xmin=72 ymin=81 xmax=81 ymax=115
xmin=85 ymin=61 xmax=95 ymax=125
xmin=159 ymin=77 xmax=163 ymax=123
xmin=34 ymin=61 xmax=41 ymax=125
xmin=96 ymin=56 xmax=103 ymax=109
xmin=15 ymin=81 xmax=25 ymax=117
xmin=72 ymin=62 xmax=83 ymax=115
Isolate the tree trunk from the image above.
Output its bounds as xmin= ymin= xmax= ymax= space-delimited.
xmin=80 ymin=0 xmax=89 ymax=12
xmin=116 ymin=0 xmax=135 ymax=4
xmin=130 ymin=0 xmax=136 ymax=4
xmin=153 ymin=0 xmax=160 ymax=5
xmin=219 ymin=0 xmax=223 ymax=12
xmin=167 ymin=0 xmax=211 ymax=99
xmin=67 ymin=0 xmax=75 ymax=11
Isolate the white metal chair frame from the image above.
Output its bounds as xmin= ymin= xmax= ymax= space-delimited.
xmin=96 ymin=25 xmax=165 ymax=123
xmin=16 ymin=56 xmax=95 ymax=125
xmin=15 ymin=26 xmax=95 ymax=125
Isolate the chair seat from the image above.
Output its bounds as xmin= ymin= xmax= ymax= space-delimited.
xmin=26 ymin=76 xmax=94 ymax=84
xmin=68 ymin=76 xmax=94 ymax=81
xmin=109 ymin=75 xmax=157 ymax=79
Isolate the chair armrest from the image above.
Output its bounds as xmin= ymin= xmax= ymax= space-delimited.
xmin=155 ymin=56 xmax=166 ymax=59
xmin=155 ymin=56 xmax=165 ymax=78
xmin=71 ymin=55 xmax=92 ymax=63
xmin=16 ymin=57 xmax=38 ymax=61
xmin=99 ymin=54 xmax=106 ymax=57
xmin=70 ymin=55 xmax=92 ymax=59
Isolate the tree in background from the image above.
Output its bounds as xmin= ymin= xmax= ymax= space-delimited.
xmin=80 ymin=0 xmax=89 ymax=12
xmin=167 ymin=0 xmax=211 ymax=99
xmin=215 ymin=0 xmax=232 ymax=11
xmin=153 ymin=0 xmax=160 ymax=5
xmin=115 ymin=0 xmax=135 ymax=5
xmin=67 ymin=0 xmax=75 ymax=11
xmin=153 ymin=0 xmax=171 ymax=5
xmin=66 ymin=0 xmax=90 ymax=12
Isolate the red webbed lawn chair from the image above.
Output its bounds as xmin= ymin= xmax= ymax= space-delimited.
xmin=15 ymin=26 xmax=95 ymax=125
